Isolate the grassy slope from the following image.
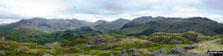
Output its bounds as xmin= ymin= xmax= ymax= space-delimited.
xmin=188 ymin=39 xmax=223 ymax=54
xmin=0 ymin=32 xmax=221 ymax=56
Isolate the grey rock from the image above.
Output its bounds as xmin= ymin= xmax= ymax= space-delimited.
xmin=170 ymin=47 xmax=187 ymax=54
xmin=144 ymin=51 xmax=152 ymax=55
xmin=115 ymin=50 xmax=127 ymax=56
xmin=132 ymin=52 xmax=141 ymax=56
xmin=184 ymin=45 xmax=198 ymax=49
xmin=183 ymin=33 xmax=201 ymax=42
xmin=152 ymin=50 xmax=168 ymax=56
xmin=88 ymin=37 xmax=105 ymax=45
xmin=149 ymin=36 xmax=169 ymax=42
xmin=0 ymin=50 xmax=6 ymax=55
xmin=115 ymin=48 xmax=141 ymax=56
xmin=170 ymin=39 xmax=182 ymax=44
xmin=116 ymin=37 xmax=122 ymax=41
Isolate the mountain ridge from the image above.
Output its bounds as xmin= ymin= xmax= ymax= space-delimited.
xmin=121 ymin=16 xmax=223 ymax=36
xmin=0 ymin=16 xmax=223 ymax=36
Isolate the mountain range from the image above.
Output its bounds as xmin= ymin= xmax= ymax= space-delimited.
xmin=0 ymin=16 xmax=223 ymax=36
xmin=0 ymin=16 xmax=223 ymax=56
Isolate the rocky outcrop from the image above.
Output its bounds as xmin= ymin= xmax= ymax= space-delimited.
xmin=0 ymin=50 xmax=6 ymax=55
xmin=145 ymin=48 xmax=206 ymax=56
xmin=170 ymin=47 xmax=187 ymax=54
xmin=184 ymin=45 xmax=198 ymax=49
xmin=87 ymin=37 xmax=105 ymax=45
xmin=151 ymin=50 xmax=168 ymax=56
xmin=149 ymin=36 xmax=169 ymax=42
xmin=170 ymin=39 xmax=182 ymax=44
xmin=183 ymin=33 xmax=201 ymax=42
xmin=115 ymin=48 xmax=141 ymax=56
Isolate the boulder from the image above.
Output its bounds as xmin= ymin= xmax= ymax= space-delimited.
xmin=144 ymin=51 xmax=152 ymax=55
xmin=149 ymin=36 xmax=169 ymax=42
xmin=152 ymin=50 xmax=168 ymax=56
xmin=87 ymin=37 xmax=105 ymax=45
xmin=132 ymin=52 xmax=141 ymax=56
xmin=115 ymin=50 xmax=126 ymax=56
xmin=170 ymin=39 xmax=182 ymax=44
xmin=0 ymin=50 xmax=6 ymax=55
xmin=184 ymin=45 xmax=198 ymax=49
xmin=115 ymin=48 xmax=141 ymax=56
xmin=170 ymin=47 xmax=187 ymax=54
xmin=175 ymin=37 xmax=183 ymax=40
xmin=183 ymin=33 xmax=201 ymax=42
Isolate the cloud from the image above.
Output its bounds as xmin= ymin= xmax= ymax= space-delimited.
xmin=0 ymin=0 xmax=68 ymax=18
xmin=203 ymin=0 xmax=223 ymax=11
xmin=0 ymin=0 xmax=222 ymax=23
xmin=0 ymin=19 xmax=20 ymax=24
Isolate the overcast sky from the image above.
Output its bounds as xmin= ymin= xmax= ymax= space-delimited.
xmin=0 ymin=0 xmax=222 ymax=24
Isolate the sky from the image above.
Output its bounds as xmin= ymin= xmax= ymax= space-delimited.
xmin=0 ymin=0 xmax=222 ymax=24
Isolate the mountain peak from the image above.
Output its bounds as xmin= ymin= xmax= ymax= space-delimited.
xmin=115 ymin=18 xmax=130 ymax=22
xmin=187 ymin=17 xmax=212 ymax=21
xmin=133 ymin=16 xmax=153 ymax=21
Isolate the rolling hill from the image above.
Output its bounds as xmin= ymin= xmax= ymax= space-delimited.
xmin=121 ymin=16 xmax=223 ymax=36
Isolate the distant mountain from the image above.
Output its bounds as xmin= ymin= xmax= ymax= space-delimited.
xmin=0 ymin=18 xmax=94 ymax=32
xmin=94 ymin=18 xmax=130 ymax=33
xmin=1 ymin=16 xmax=223 ymax=44
xmin=121 ymin=16 xmax=223 ymax=36
xmin=1 ymin=16 xmax=223 ymax=36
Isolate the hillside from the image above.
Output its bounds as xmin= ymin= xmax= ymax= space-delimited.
xmin=94 ymin=18 xmax=130 ymax=33
xmin=121 ymin=16 xmax=223 ymax=36
xmin=3 ymin=18 xmax=93 ymax=32
xmin=1 ymin=16 xmax=223 ymax=36
xmin=0 ymin=31 xmax=215 ymax=56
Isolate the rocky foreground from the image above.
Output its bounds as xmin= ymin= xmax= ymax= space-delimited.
xmin=0 ymin=32 xmax=222 ymax=56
